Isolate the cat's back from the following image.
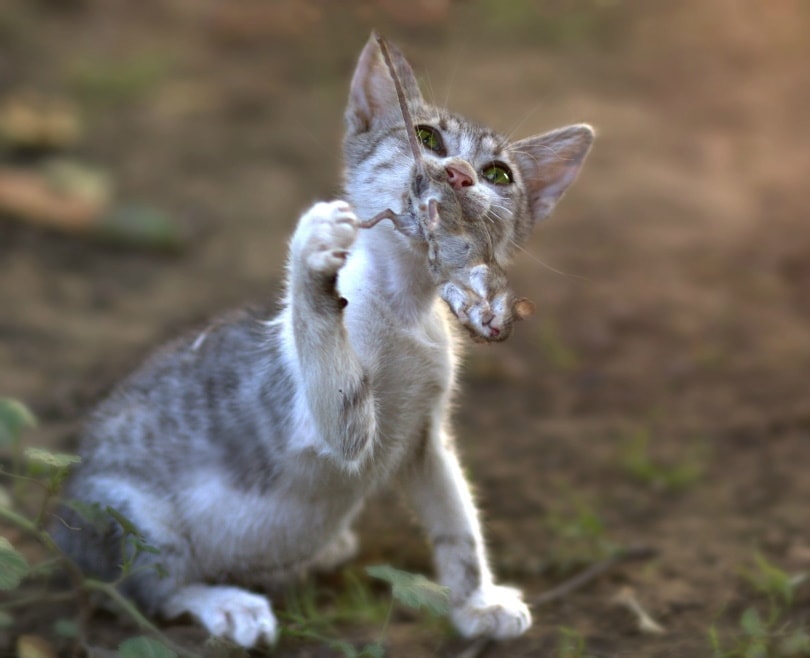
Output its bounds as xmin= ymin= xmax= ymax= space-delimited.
xmin=74 ymin=305 xmax=294 ymax=484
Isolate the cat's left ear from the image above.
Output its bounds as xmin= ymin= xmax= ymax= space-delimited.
xmin=346 ymin=33 xmax=424 ymax=133
xmin=511 ymin=123 xmax=594 ymax=224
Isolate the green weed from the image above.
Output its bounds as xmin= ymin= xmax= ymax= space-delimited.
xmin=741 ymin=552 xmax=808 ymax=609
xmin=709 ymin=554 xmax=809 ymax=657
xmin=544 ymin=494 xmax=618 ymax=573
xmin=619 ymin=427 xmax=707 ymax=491
xmin=0 ymin=397 xmax=183 ymax=656
xmin=280 ymin=564 xmax=451 ymax=657
xmin=709 ymin=607 xmax=810 ymax=658
xmin=557 ymin=626 xmax=595 ymax=658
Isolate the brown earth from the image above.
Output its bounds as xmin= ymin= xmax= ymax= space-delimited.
xmin=1 ymin=1 xmax=809 ymax=657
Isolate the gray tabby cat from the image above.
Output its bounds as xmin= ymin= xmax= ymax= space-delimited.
xmin=53 ymin=35 xmax=593 ymax=647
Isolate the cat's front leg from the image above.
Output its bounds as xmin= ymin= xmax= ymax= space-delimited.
xmin=399 ymin=430 xmax=532 ymax=640
xmin=287 ymin=200 xmax=377 ymax=470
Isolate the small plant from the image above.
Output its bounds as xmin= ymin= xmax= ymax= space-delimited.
xmin=280 ymin=565 xmax=450 ymax=657
xmin=741 ymin=552 xmax=808 ymax=609
xmin=619 ymin=427 xmax=707 ymax=492
xmin=556 ymin=626 xmax=595 ymax=658
xmin=709 ymin=554 xmax=810 ymax=658
xmin=544 ymin=494 xmax=619 ymax=573
xmin=280 ymin=573 xmax=388 ymax=658
xmin=0 ymin=397 xmax=181 ymax=656
xmin=709 ymin=607 xmax=810 ymax=658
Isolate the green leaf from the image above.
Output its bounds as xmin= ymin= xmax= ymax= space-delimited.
xmin=24 ymin=447 xmax=81 ymax=469
xmin=740 ymin=607 xmax=765 ymax=639
xmin=707 ymin=625 xmax=723 ymax=657
xmin=0 ymin=610 xmax=13 ymax=629
xmin=128 ymin=535 xmax=161 ymax=555
xmin=118 ymin=636 xmax=177 ymax=658
xmin=365 ymin=565 xmax=449 ymax=616
xmin=0 ymin=536 xmax=29 ymax=590
xmin=0 ymin=398 xmax=36 ymax=446
xmin=752 ymin=552 xmax=794 ymax=605
xmin=62 ymin=499 xmax=110 ymax=532
xmin=105 ymin=506 xmax=143 ymax=537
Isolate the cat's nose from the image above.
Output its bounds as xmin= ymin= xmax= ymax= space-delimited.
xmin=445 ymin=164 xmax=475 ymax=190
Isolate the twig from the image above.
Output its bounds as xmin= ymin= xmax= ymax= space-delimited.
xmin=455 ymin=637 xmax=492 ymax=658
xmin=0 ymin=504 xmax=190 ymax=656
xmin=357 ymin=34 xmax=433 ymax=234
xmin=374 ymin=33 xmax=424 ymax=176
xmin=451 ymin=545 xmax=658 ymax=658
xmin=531 ymin=544 xmax=658 ymax=607
xmin=613 ymin=586 xmax=665 ymax=634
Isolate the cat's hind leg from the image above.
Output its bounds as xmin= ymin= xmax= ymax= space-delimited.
xmin=162 ymin=585 xmax=278 ymax=648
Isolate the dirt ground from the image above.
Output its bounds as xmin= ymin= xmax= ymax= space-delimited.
xmin=2 ymin=1 xmax=809 ymax=657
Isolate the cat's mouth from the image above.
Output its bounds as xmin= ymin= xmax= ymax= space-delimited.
xmin=407 ymin=171 xmax=534 ymax=342
xmin=360 ymin=162 xmax=534 ymax=342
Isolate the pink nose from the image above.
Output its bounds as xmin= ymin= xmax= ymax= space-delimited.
xmin=446 ymin=164 xmax=474 ymax=190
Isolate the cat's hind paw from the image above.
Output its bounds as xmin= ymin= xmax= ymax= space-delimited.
xmin=451 ymin=584 xmax=532 ymax=640
xmin=293 ymin=200 xmax=359 ymax=277
xmin=163 ymin=584 xmax=278 ymax=648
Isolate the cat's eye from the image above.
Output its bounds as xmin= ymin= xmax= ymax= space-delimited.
xmin=482 ymin=162 xmax=513 ymax=186
xmin=415 ymin=125 xmax=446 ymax=155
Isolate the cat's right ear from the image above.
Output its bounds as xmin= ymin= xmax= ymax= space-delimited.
xmin=346 ymin=33 xmax=424 ymax=134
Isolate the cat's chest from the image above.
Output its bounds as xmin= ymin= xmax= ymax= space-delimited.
xmin=360 ymin=307 xmax=456 ymax=441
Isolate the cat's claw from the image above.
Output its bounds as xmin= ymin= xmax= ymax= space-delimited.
xmin=451 ymin=584 xmax=532 ymax=640
xmin=294 ymin=200 xmax=359 ymax=276
xmin=164 ymin=585 xmax=278 ymax=648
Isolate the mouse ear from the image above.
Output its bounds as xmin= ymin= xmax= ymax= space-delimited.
xmin=345 ymin=33 xmax=424 ymax=133
xmin=511 ymin=123 xmax=594 ymax=227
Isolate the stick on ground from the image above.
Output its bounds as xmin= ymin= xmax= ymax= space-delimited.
xmin=453 ymin=545 xmax=659 ymax=658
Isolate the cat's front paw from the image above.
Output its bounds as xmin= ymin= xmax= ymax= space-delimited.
xmin=451 ymin=584 xmax=532 ymax=640
xmin=293 ymin=200 xmax=359 ymax=277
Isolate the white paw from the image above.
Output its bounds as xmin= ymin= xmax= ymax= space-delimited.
xmin=164 ymin=585 xmax=278 ymax=648
xmin=451 ymin=584 xmax=532 ymax=640
xmin=293 ymin=200 xmax=359 ymax=276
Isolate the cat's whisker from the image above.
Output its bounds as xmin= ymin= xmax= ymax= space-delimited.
xmin=509 ymin=239 xmax=590 ymax=280
xmin=501 ymin=101 xmax=545 ymax=143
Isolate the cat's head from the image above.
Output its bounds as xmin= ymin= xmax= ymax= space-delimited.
xmin=343 ymin=34 xmax=593 ymax=340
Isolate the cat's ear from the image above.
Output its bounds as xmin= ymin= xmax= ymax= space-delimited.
xmin=346 ymin=33 xmax=424 ymax=133
xmin=512 ymin=123 xmax=594 ymax=225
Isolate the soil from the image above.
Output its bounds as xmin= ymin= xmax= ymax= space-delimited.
xmin=2 ymin=1 xmax=809 ymax=657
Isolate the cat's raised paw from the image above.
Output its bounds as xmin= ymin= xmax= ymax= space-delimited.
xmin=293 ymin=200 xmax=359 ymax=276
xmin=451 ymin=584 xmax=532 ymax=640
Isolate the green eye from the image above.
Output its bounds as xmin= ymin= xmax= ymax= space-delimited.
xmin=415 ymin=125 xmax=445 ymax=155
xmin=482 ymin=162 xmax=513 ymax=186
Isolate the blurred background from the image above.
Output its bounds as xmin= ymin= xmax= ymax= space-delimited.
xmin=1 ymin=1 xmax=809 ymax=656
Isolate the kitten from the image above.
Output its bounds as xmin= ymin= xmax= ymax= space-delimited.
xmin=53 ymin=35 xmax=593 ymax=647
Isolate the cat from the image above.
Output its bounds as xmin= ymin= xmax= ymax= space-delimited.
xmin=52 ymin=34 xmax=593 ymax=648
